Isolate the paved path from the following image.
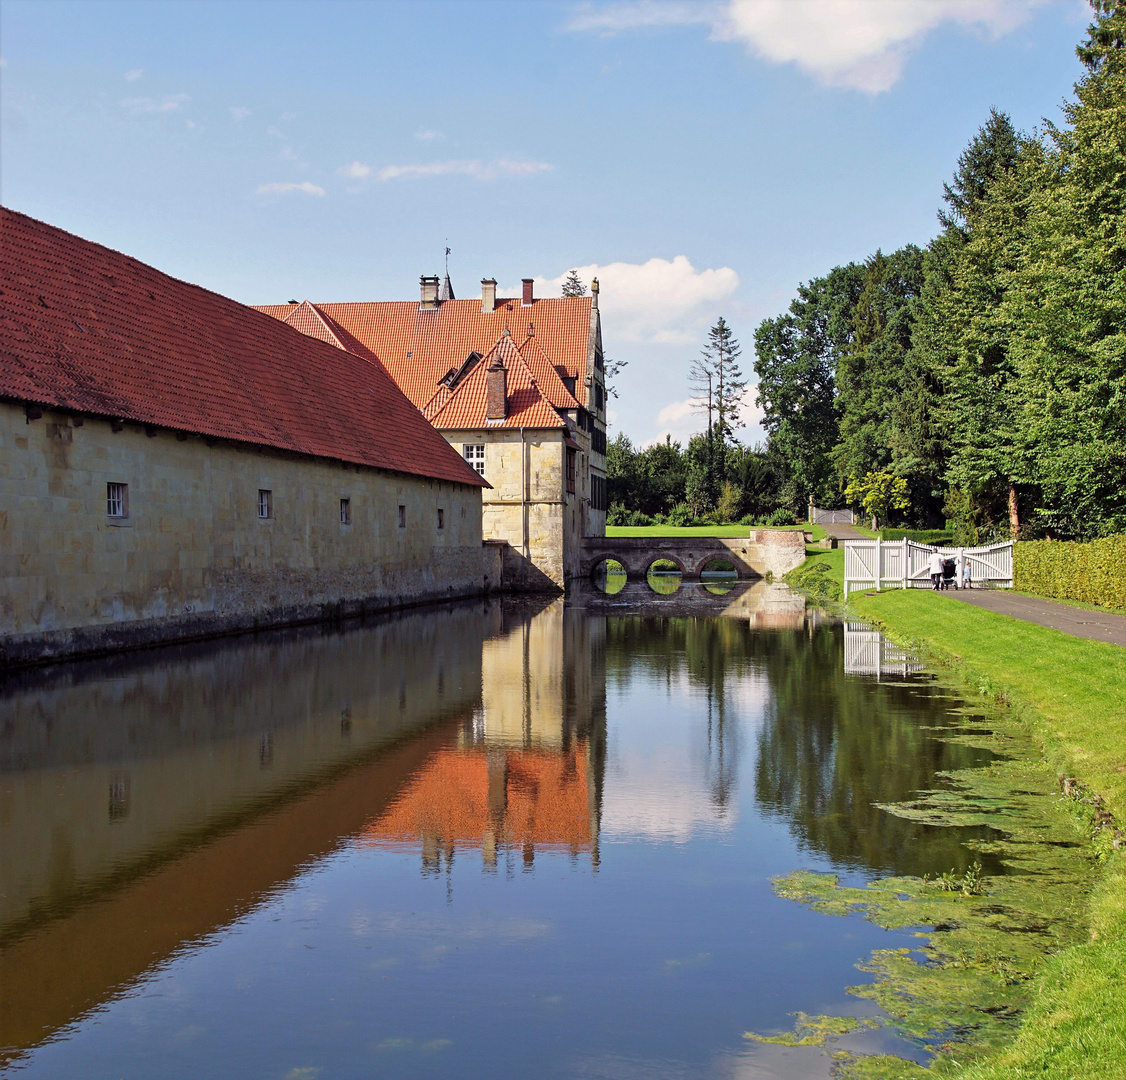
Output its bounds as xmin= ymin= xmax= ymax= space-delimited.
xmin=822 ymin=522 xmax=868 ymax=541
xmin=945 ymin=589 xmax=1126 ymax=647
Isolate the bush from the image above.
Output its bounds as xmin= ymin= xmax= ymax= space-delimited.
xmin=625 ymin=510 xmax=652 ymax=527
xmin=607 ymin=505 xmax=629 ymax=526
xmin=1015 ymin=536 xmax=1126 ymax=610
xmin=764 ymin=508 xmax=796 ymax=527
xmin=666 ymin=502 xmax=695 ymax=527
xmin=880 ymin=529 xmax=954 ymax=544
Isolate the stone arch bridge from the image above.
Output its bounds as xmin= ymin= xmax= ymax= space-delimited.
xmin=579 ymin=531 xmax=806 ymax=581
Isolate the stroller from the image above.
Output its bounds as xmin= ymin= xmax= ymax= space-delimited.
xmin=940 ymin=558 xmax=958 ymax=590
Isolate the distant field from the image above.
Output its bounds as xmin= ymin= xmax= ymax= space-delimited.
xmin=605 ymin=523 xmax=825 ymax=540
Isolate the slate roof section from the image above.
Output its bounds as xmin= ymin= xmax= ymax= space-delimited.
xmin=0 ymin=208 xmax=486 ymax=488
xmin=421 ymin=335 xmax=568 ymax=430
xmin=255 ymin=295 xmax=593 ymax=411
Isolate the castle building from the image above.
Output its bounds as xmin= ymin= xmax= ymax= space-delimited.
xmin=256 ymin=274 xmax=608 ymax=589
xmin=0 ymin=209 xmax=491 ymax=665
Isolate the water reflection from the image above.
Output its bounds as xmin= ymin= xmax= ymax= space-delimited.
xmin=0 ymin=597 xmax=1012 ymax=1078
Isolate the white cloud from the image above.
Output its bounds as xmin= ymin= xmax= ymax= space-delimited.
xmin=120 ymin=93 xmax=190 ymax=114
xmin=540 ymin=255 xmax=738 ymax=345
xmin=229 ymin=105 xmax=251 ymax=122
xmin=568 ymin=0 xmax=1051 ymax=93
xmin=256 ymin=181 xmax=326 ymax=196
xmin=414 ymin=129 xmax=445 ymax=141
xmin=377 ymin=158 xmax=553 ymax=182
xmin=123 ymin=68 xmax=143 ymax=82
xmin=338 ymin=160 xmax=372 ymax=180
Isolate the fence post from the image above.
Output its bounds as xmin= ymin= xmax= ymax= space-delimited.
xmin=956 ymin=547 xmax=965 ymax=591
xmin=902 ymin=537 xmax=909 ymax=590
xmin=875 ymin=537 xmax=882 ymax=592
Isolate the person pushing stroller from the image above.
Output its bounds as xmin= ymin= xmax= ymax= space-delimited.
xmin=928 ymin=547 xmax=944 ymax=590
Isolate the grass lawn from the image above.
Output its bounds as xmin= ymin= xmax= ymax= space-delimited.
xmin=606 ymin=523 xmax=826 ymax=540
xmin=848 ymin=588 xmax=1126 ymax=1080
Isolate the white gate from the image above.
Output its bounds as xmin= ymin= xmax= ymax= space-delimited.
xmin=843 ymin=539 xmax=1013 ymax=598
xmin=810 ymin=505 xmax=855 ymax=525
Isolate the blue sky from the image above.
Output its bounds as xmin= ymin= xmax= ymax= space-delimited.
xmin=0 ymin=0 xmax=1091 ymax=445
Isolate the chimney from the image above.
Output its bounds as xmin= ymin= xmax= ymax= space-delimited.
xmin=481 ymin=278 xmax=497 ymax=314
xmin=486 ymin=355 xmax=507 ymax=421
xmin=521 ymin=278 xmax=534 ymax=307
xmin=420 ymin=275 xmax=440 ymax=310
xmin=591 ymin=277 xmax=599 ymax=309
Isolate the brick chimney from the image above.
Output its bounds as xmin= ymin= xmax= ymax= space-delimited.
xmin=420 ymin=275 xmax=439 ymax=310
xmin=521 ymin=278 xmax=534 ymax=307
xmin=481 ymin=278 xmax=497 ymax=314
xmin=486 ymin=354 xmax=507 ymax=421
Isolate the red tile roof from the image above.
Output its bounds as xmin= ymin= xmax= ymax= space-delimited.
xmin=255 ymin=295 xmax=593 ymax=411
xmin=421 ymin=334 xmax=568 ymax=430
xmin=0 ymin=208 xmax=486 ymax=487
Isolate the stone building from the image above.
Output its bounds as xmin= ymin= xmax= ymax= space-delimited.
xmin=0 ymin=209 xmax=492 ymax=666
xmin=256 ymin=274 xmax=608 ymax=588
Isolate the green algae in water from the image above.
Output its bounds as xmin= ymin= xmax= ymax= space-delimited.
xmin=752 ymin=705 xmax=1098 ymax=1077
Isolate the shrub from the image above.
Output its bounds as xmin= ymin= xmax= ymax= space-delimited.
xmin=765 ymin=508 xmax=796 ymax=527
xmin=625 ymin=510 xmax=652 ymax=527
xmin=880 ymin=529 xmax=954 ymax=544
xmin=1015 ymin=536 xmax=1126 ymax=610
xmin=715 ymin=481 xmax=745 ymax=524
xmin=666 ymin=502 xmax=695 ymax=527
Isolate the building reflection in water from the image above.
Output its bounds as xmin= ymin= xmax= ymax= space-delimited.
xmin=363 ymin=598 xmax=607 ymax=872
xmin=0 ymin=596 xmax=605 ymax=1063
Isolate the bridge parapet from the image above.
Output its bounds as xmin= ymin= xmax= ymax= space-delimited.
xmin=579 ymin=530 xmax=805 ymax=580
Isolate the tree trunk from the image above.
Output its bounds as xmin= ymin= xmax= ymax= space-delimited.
xmin=1008 ymin=481 xmax=1020 ymax=540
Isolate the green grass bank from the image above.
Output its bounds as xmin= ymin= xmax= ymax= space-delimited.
xmin=606 ymin=523 xmax=826 ymax=540
xmin=838 ymin=589 xmax=1126 ymax=1078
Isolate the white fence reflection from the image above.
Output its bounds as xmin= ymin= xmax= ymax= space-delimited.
xmin=844 ymin=622 xmax=926 ymax=679
xmin=843 ymin=538 xmax=1013 ymax=598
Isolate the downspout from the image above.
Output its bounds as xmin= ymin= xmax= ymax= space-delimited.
xmin=520 ymin=426 xmax=527 ymax=590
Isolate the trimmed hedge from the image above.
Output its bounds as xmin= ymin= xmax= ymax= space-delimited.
xmin=1015 ymin=536 xmax=1126 ymax=610
xmin=879 ymin=529 xmax=954 ymax=544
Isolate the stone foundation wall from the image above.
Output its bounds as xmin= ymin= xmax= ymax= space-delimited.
xmin=0 ymin=402 xmax=495 ymax=666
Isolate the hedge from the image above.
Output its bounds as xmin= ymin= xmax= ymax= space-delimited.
xmin=879 ymin=529 xmax=954 ymax=544
xmin=1015 ymin=536 xmax=1126 ymax=610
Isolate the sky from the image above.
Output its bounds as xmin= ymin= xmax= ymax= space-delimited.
xmin=0 ymin=0 xmax=1092 ymax=446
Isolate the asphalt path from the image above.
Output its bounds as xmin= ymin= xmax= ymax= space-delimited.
xmin=944 ymin=589 xmax=1126 ymax=647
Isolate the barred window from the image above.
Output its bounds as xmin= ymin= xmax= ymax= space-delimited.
xmin=340 ymin=498 xmax=351 ymax=525
xmin=464 ymin=444 xmax=486 ymax=476
xmin=258 ymin=489 xmax=272 ymax=519
xmin=106 ymin=482 xmax=128 ymax=518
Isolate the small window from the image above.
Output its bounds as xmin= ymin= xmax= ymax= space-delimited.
xmin=437 ymin=508 xmax=445 ymax=530
xmin=595 ymin=382 xmax=604 ymax=410
xmin=340 ymin=497 xmax=351 ymax=525
xmin=106 ymin=482 xmax=128 ymax=518
xmin=398 ymin=504 xmax=406 ymax=528
xmin=566 ymin=448 xmax=576 ymax=494
xmin=464 ymin=443 xmax=486 ymax=476
xmin=258 ymin=489 xmax=272 ymax=519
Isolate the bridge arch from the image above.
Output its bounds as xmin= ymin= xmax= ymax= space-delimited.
xmin=645 ymin=554 xmax=688 ymax=577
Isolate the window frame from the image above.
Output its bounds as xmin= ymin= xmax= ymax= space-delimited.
xmin=437 ymin=508 xmax=445 ymax=530
xmin=463 ymin=443 xmax=486 ymax=476
xmin=106 ymin=481 xmax=129 ymax=519
xmin=398 ymin=504 xmax=406 ymax=528
xmin=339 ymin=497 xmax=351 ymax=525
xmin=258 ymin=489 xmax=273 ymax=520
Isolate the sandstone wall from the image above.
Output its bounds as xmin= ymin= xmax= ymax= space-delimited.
xmin=0 ymin=402 xmax=494 ymax=664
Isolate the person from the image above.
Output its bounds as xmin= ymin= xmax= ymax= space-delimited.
xmin=928 ymin=547 xmax=944 ymax=590
xmin=962 ymin=561 xmax=972 ymax=590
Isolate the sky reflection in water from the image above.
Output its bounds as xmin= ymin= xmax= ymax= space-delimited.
xmin=0 ymin=589 xmax=995 ymax=1078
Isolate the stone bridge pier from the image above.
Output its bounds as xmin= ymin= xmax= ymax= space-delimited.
xmin=579 ymin=531 xmax=806 ymax=581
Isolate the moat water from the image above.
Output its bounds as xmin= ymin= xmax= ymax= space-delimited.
xmin=1 ymin=584 xmax=1012 ymax=1078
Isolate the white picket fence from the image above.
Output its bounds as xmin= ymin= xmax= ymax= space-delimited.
xmin=842 ymin=538 xmax=1013 ymax=598
xmin=844 ymin=623 xmax=926 ymax=679
xmin=810 ymin=505 xmax=855 ymax=525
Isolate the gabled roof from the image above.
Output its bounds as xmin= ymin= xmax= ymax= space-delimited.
xmin=0 ymin=208 xmax=486 ymax=488
xmin=421 ymin=335 xmax=568 ymax=430
xmin=282 ymin=300 xmax=347 ymax=350
xmin=255 ymin=295 xmax=593 ymax=411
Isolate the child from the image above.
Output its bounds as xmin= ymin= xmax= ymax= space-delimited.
xmin=962 ymin=561 xmax=972 ymax=590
